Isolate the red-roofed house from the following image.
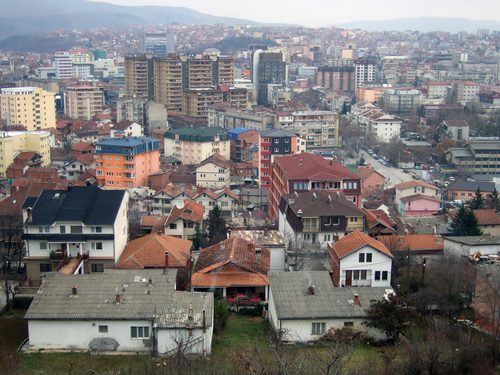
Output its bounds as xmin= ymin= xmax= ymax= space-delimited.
xmin=448 ymin=208 xmax=500 ymax=236
xmin=269 ymin=153 xmax=362 ymax=220
xmin=195 ymin=153 xmax=232 ymax=189
xmin=355 ymin=166 xmax=385 ymax=197
xmin=164 ymin=200 xmax=204 ymax=240
xmin=116 ymin=232 xmax=191 ymax=269
xmin=395 ymin=180 xmax=443 ymax=216
xmin=363 ymin=208 xmax=396 ymax=237
xmin=70 ymin=141 xmax=96 ymax=160
xmin=64 ymin=153 xmax=96 ymax=181
xmin=192 ymin=236 xmax=271 ymax=300
xmin=328 ymin=230 xmax=393 ymax=287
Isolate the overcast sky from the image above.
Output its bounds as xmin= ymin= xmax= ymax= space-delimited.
xmin=88 ymin=0 xmax=500 ymax=27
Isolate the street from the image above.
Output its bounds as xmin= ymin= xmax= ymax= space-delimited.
xmin=361 ymin=152 xmax=414 ymax=188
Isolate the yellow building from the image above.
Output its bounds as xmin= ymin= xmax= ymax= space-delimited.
xmin=182 ymin=87 xmax=248 ymax=119
xmin=0 ymin=87 xmax=56 ymax=131
xmin=0 ymin=131 xmax=51 ymax=177
xmin=64 ymin=85 xmax=104 ymax=120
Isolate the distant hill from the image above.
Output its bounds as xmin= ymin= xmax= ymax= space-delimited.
xmin=0 ymin=0 xmax=292 ymax=42
xmin=331 ymin=17 xmax=500 ymax=33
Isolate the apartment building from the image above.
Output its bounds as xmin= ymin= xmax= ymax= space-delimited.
xmin=441 ymin=120 xmax=469 ymax=141
xmin=426 ymin=81 xmax=451 ymax=98
xmin=64 ymin=85 xmax=104 ymax=121
xmin=124 ymin=54 xmax=154 ymax=100
xmin=208 ymin=104 xmax=275 ymax=130
xmin=0 ymin=87 xmax=56 ymax=131
xmin=446 ymin=142 xmax=500 ymax=175
xmin=54 ymin=51 xmax=72 ymax=79
xmin=268 ymin=153 xmax=363 ymax=220
xmin=381 ymin=89 xmax=423 ymax=115
xmin=95 ymin=133 xmax=161 ymax=188
xmin=251 ymin=50 xmax=286 ymax=104
xmin=182 ymin=87 xmax=248 ymax=119
xmin=353 ymin=59 xmax=376 ymax=89
xmin=163 ymin=127 xmax=230 ymax=164
xmin=451 ymin=81 xmax=479 ymax=103
xmin=315 ymin=66 xmax=355 ymax=92
xmin=126 ymin=54 xmax=235 ymax=112
xmin=280 ymin=111 xmax=339 ymax=149
xmin=258 ymin=129 xmax=306 ymax=188
xmin=227 ymin=127 xmax=259 ymax=162
xmin=0 ymin=131 xmax=51 ymax=177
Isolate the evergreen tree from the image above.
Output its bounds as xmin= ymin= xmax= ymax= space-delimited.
xmin=192 ymin=222 xmax=205 ymax=250
xmin=451 ymin=206 xmax=483 ymax=236
xmin=488 ymin=187 xmax=500 ymax=209
xmin=207 ymin=205 xmax=228 ymax=246
xmin=469 ymin=187 xmax=484 ymax=209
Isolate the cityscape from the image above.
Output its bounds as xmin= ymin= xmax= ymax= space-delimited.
xmin=1 ymin=2 xmax=500 ymax=373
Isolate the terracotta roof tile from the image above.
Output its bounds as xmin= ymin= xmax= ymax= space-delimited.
xmin=141 ymin=215 xmax=168 ymax=233
xmin=197 ymin=152 xmax=231 ymax=169
xmin=192 ymin=237 xmax=271 ymax=288
xmin=355 ymin=167 xmax=384 ymax=181
xmin=378 ymin=234 xmax=444 ymax=252
xmin=116 ymin=232 xmax=191 ymax=269
xmin=329 ymin=230 xmax=393 ymax=259
xmin=396 ymin=180 xmax=437 ymax=190
xmin=449 ymin=208 xmax=500 ymax=225
xmin=165 ymin=200 xmax=204 ymax=225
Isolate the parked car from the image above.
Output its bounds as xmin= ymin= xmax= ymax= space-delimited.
xmin=403 ymin=168 xmax=410 ymax=173
xmin=412 ymin=175 xmax=420 ymax=180
xmin=423 ymin=165 xmax=430 ymax=170
xmin=227 ymin=293 xmax=261 ymax=305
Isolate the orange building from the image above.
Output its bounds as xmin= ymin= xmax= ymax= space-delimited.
xmin=95 ymin=132 xmax=161 ymax=188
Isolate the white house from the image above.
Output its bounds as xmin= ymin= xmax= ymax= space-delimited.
xmin=268 ymin=271 xmax=393 ymax=342
xmin=195 ymin=153 xmax=231 ymax=189
xmin=22 ymin=186 xmax=129 ymax=284
xmin=328 ymin=230 xmax=393 ymax=287
xmin=164 ymin=200 xmax=204 ymax=240
xmin=63 ymin=153 xmax=96 ymax=181
xmin=24 ymin=269 xmax=214 ymax=356
xmin=444 ymin=236 xmax=500 ymax=258
xmin=111 ymin=120 xmax=143 ymax=138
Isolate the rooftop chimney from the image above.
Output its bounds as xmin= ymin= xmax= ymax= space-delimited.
xmin=72 ymin=286 xmax=77 ymax=295
xmin=115 ymin=294 xmax=121 ymax=304
xmin=307 ymin=285 xmax=315 ymax=295
xmin=220 ymin=241 xmax=225 ymax=251
xmin=165 ymin=251 xmax=169 ymax=269
xmin=353 ymin=294 xmax=360 ymax=306
xmin=247 ymin=243 xmax=253 ymax=252
xmin=148 ymin=277 xmax=153 ymax=285
xmin=297 ymin=209 xmax=303 ymax=217
xmin=256 ymin=248 xmax=262 ymax=262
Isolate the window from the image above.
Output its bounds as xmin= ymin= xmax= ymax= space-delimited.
xmin=350 ymin=217 xmax=358 ymax=223
xmin=60 ymin=226 xmax=66 ymax=234
xmin=324 ymin=234 xmax=331 ymax=241
xmin=99 ymin=325 xmax=108 ymax=333
xmin=375 ymin=271 xmax=381 ymax=281
xmin=91 ymin=226 xmax=102 ymax=233
xmin=39 ymin=226 xmax=49 ymax=233
xmin=40 ymin=242 xmax=49 ymax=250
xmin=40 ymin=264 xmax=52 ymax=272
xmin=312 ymin=322 xmax=326 ymax=335
xmin=366 ymin=253 xmax=372 ymax=262
xmin=92 ymin=242 xmax=103 ymax=250
xmin=131 ymin=326 xmax=149 ymax=338
xmin=70 ymin=226 xmax=82 ymax=234
xmin=359 ymin=253 xmax=365 ymax=262
xmin=344 ymin=322 xmax=354 ymax=327
xmin=323 ymin=217 xmax=332 ymax=225
xmin=92 ymin=263 xmax=104 ymax=272
xmin=274 ymin=147 xmax=279 ymax=152
xmin=382 ymin=271 xmax=388 ymax=280
xmin=274 ymin=139 xmax=279 ymax=143
xmin=293 ymin=182 xmax=308 ymax=190
xmin=170 ymin=224 xmax=177 ymax=230
xmin=422 ymin=187 xmax=425 ymax=193
xmin=332 ymin=218 xmax=340 ymax=225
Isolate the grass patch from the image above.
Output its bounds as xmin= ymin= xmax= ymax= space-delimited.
xmin=346 ymin=164 xmax=358 ymax=172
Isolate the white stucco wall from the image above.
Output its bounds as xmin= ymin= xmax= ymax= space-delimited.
xmin=339 ymin=245 xmax=392 ymax=287
xmin=156 ymin=327 xmax=213 ymax=356
xmin=112 ymin=192 xmax=129 ymax=263
xmin=269 ymin=247 xmax=286 ymax=272
xmin=444 ymin=240 xmax=499 ymax=257
xmin=28 ymin=320 xmax=153 ymax=351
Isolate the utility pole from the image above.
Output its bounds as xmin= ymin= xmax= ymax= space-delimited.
xmin=421 ymin=258 xmax=426 ymax=288
xmin=407 ymin=246 xmax=410 ymax=295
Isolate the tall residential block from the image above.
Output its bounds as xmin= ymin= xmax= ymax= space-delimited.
xmin=95 ymin=133 xmax=161 ymax=188
xmin=0 ymin=87 xmax=56 ymax=131
xmin=124 ymin=54 xmax=154 ymax=100
xmin=64 ymin=85 xmax=104 ymax=121
xmin=0 ymin=131 xmax=51 ymax=177
xmin=182 ymin=87 xmax=248 ymax=119
xmin=353 ymin=59 xmax=376 ymax=89
xmin=54 ymin=51 xmax=72 ymax=79
xmin=142 ymin=31 xmax=176 ymax=56
xmin=251 ymin=50 xmax=286 ymax=104
xmin=315 ymin=66 xmax=355 ymax=92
